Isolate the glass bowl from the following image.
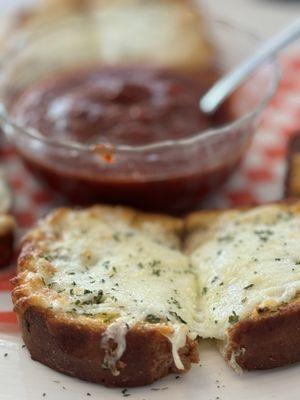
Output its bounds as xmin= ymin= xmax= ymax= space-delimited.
xmin=0 ymin=15 xmax=280 ymax=213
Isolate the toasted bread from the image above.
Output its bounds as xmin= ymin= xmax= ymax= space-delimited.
xmin=12 ymin=206 xmax=199 ymax=387
xmin=0 ymin=168 xmax=15 ymax=268
xmin=13 ymin=201 xmax=300 ymax=383
xmin=286 ymin=133 xmax=300 ymax=198
xmin=185 ymin=202 xmax=300 ymax=371
xmin=2 ymin=0 xmax=214 ymax=72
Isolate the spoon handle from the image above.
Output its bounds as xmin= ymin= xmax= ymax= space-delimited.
xmin=200 ymin=18 xmax=300 ymax=114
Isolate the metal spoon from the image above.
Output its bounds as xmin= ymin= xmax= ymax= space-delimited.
xmin=200 ymin=18 xmax=300 ymax=115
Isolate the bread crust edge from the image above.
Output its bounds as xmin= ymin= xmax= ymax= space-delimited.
xmin=17 ymin=305 xmax=198 ymax=387
xmin=223 ymin=300 xmax=300 ymax=370
xmin=12 ymin=204 xmax=197 ymax=387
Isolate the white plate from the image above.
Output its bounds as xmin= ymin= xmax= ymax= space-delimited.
xmin=0 ymin=326 xmax=299 ymax=400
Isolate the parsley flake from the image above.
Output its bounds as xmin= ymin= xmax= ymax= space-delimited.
xmin=228 ymin=311 xmax=239 ymax=324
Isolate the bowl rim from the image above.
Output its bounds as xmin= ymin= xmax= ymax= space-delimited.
xmin=0 ymin=17 xmax=281 ymax=154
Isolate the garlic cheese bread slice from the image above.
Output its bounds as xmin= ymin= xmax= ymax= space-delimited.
xmin=186 ymin=202 xmax=300 ymax=371
xmin=12 ymin=206 xmax=199 ymax=387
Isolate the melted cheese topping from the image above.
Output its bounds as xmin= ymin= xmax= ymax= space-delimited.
xmin=191 ymin=205 xmax=300 ymax=340
xmin=34 ymin=209 xmax=199 ymax=370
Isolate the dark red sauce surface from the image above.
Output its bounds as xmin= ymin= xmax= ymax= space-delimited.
xmin=10 ymin=65 xmax=238 ymax=212
xmin=11 ymin=65 xmax=229 ymax=146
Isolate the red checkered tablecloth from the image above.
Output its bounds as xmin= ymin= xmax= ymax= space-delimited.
xmin=1 ymin=52 xmax=300 ymax=329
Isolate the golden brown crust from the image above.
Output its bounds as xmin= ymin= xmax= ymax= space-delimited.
xmin=0 ymin=215 xmax=15 ymax=268
xmin=224 ymin=300 xmax=300 ymax=370
xmin=18 ymin=306 xmax=198 ymax=387
xmin=0 ymin=169 xmax=15 ymax=268
xmin=12 ymin=205 xmax=198 ymax=387
xmin=286 ymin=134 xmax=300 ymax=198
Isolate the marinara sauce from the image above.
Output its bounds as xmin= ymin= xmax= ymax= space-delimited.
xmin=10 ymin=65 xmax=236 ymax=212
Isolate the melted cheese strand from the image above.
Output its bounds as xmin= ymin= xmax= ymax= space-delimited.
xmin=101 ymin=319 xmax=129 ymax=375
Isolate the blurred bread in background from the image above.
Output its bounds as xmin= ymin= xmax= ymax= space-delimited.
xmin=1 ymin=0 xmax=215 ymax=71
xmin=286 ymin=133 xmax=300 ymax=198
xmin=0 ymin=169 xmax=15 ymax=268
